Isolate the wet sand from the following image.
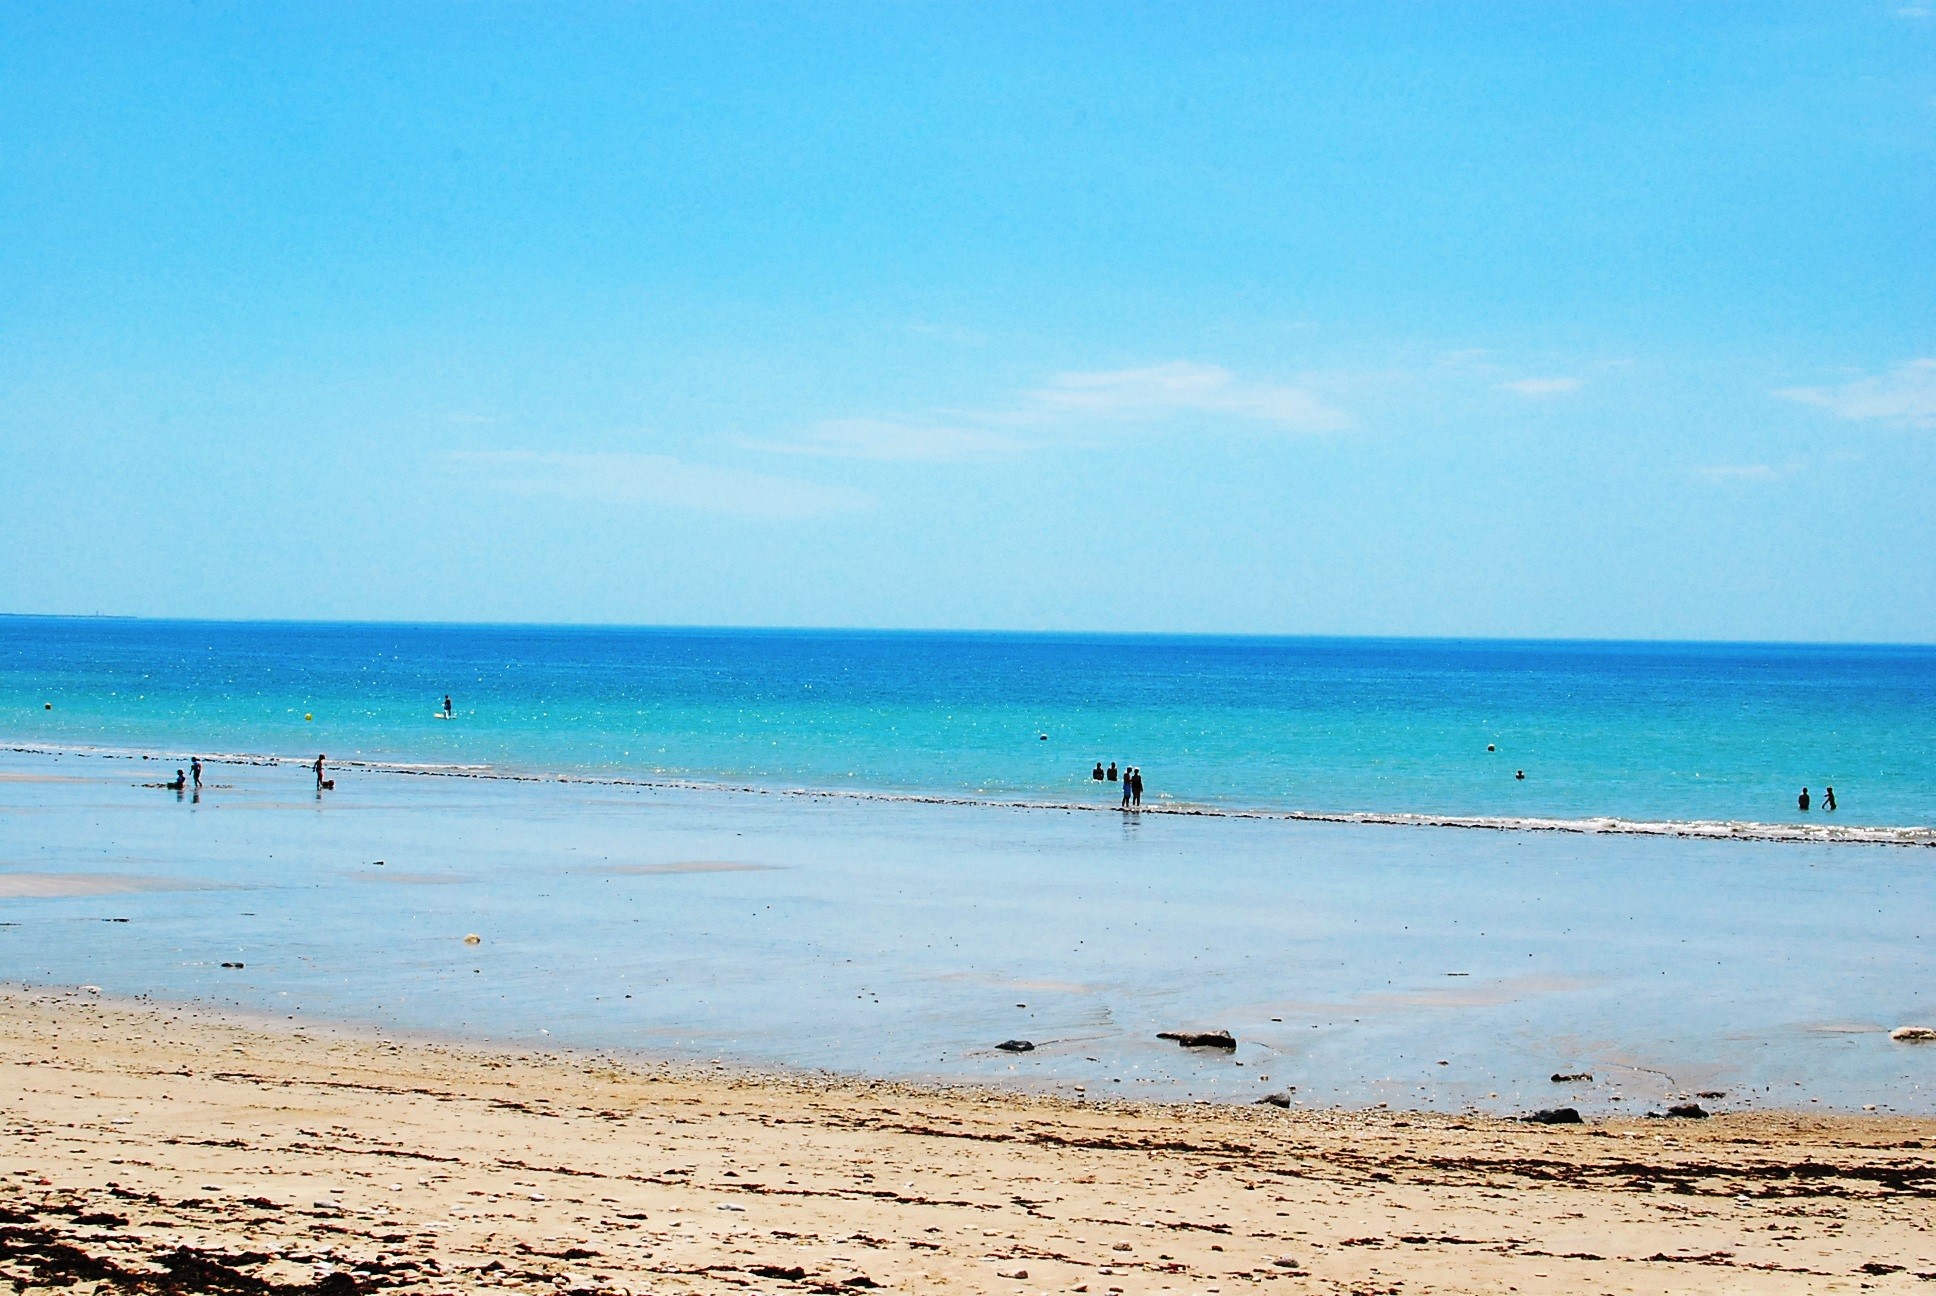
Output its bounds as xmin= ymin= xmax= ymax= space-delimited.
xmin=0 ymin=873 xmax=207 ymax=899
xmin=8 ymin=748 xmax=1936 ymax=1113
xmin=4 ymin=987 xmax=1934 ymax=1295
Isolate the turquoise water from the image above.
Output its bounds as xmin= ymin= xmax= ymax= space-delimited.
xmin=3 ymin=617 xmax=1932 ymax=829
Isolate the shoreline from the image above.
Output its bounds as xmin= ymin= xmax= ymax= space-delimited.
xmin=0 ymin=977 xmax=1814 ymax=1125
xmin=4 ymin=986 xmax=1934 ymax=1294
xmin=11 ymin=740 xmax=1933 ymax=849
xmin=7 ymin=745 xmax=1934 ymax=1116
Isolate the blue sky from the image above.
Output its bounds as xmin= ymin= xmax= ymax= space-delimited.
xmin=2 ymin=3 xmax=1931 ymax=639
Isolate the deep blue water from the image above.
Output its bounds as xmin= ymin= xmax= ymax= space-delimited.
xmin=3 ymin=616 xmax=1932 ymax=827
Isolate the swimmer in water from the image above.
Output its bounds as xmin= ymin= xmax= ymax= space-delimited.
xmin=1798 ymin=787 xmax=1811 ymax=812
xmin=1515 ymin=769 xmax=1526 ymax=780
xmin=1091 ymin=762 xmax=1105 ymax=781
xmin=1824 ymin=786 xmax=1836 ymax=812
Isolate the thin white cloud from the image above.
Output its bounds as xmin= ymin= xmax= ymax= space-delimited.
xmin=748 ymin=360 xmax=1349 ymax=463
xmin=1498 ymin=377 xmax=1582 ymax=398
xmin=451 ymin=451 xmax=871 ymax=519
xmin=1777 ymin=358 xmax=1936 ymax=429
xmin=1691 ymin=463 xmax=1783 ymax=482
xmin=751 ymin=419 xmax=1025 ymax=462
xmin=1027 ymin=362 xmax=1349 ymax=431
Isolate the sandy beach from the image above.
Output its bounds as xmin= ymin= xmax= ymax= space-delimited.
xmin=4 ymin=988 xmax=1933 ymax=1295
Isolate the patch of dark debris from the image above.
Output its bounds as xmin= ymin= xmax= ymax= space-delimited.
xmin=0 ymin=1224 xmax=381 ymax=1296
xmin=0 ymin=1194 xmax=451 ymax=1296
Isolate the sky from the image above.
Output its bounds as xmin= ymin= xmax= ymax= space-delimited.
xmin=1 ymin=3 xmax=1931 ymax=640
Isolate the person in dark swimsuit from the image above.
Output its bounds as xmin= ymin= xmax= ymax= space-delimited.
xmin=1092 ymin=762 xmax=1105 ymax=781
xmin=315 ymin=754 xmax=327 ymax=791
xmin=443 ymin=694 xmax=453 ymax=718
xmin=1130 ymin=768 xmax=1143 ymax=807
xmin=1798 ymin=787 xmax=1810 ymax=812
xmin=1106 ymin=762 xmax=1118 ymax=782
xmin=1823 ymin=786 xmax=1836 ymax=812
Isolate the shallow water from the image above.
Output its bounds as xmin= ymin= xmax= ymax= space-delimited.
xmin=4 ymin=749 xmax=1933 ymax=1115
xmin=5 ymin=617 xmax=1934 ymax=829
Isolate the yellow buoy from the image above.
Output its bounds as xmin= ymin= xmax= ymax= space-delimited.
xmin=305 ymin=713 xmax=313 ymax=721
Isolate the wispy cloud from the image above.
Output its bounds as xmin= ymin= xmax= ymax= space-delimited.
xmin=751 ymin=419 xmax=1025 ymax=461
xmin=1777 ymin=358 xmax=1936 ymax=429
xmin=750 ymin=361 xmax=1348 ymax=463
xmin=1691 ymin=462 xmax=1784 ymax=482
xmin=1498 ymin=376 xmax=1582 ymax=398
xmin=1025 ymin=362 xmax=1350 ymax=431
xmin=451 ymin=451 xmax=872 ymax=519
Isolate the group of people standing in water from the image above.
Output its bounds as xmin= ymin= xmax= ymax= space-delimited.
xmin=1091 ymin=760 xmax=1144 ymax=808
xmin=1799 ymin=785 xmax=1836 ymax=813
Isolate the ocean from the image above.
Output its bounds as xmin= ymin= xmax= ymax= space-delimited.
xmin=3 ymin=616 xmax=1935 ymax=1112
xmin=4 ymin=617 xmax=1933 ymax=832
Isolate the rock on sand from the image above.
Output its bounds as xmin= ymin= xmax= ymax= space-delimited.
xmin=1157 ymin=1029 xmax=1237 ymax=1050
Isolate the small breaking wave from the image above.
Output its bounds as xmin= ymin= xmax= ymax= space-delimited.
xmin=8 ymin=740 xmax=1932 ymax=847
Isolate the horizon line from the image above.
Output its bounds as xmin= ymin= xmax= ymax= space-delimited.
xmin=1 ymin=610 xmax=1930 ymax=652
